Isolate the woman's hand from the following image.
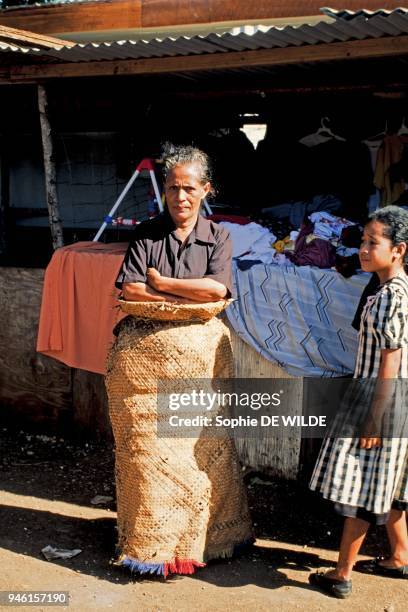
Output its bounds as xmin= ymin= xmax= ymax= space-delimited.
xmin=359 ymin=437 xmax=382 ymax=449
xmin=147 ymin=267 xmax=162 ymax=291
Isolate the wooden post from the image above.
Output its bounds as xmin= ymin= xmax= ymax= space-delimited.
xmin=37 ymin=84 xmax=64 ymax=250
xmin=0 ymin=132 xmax=9 ymax=257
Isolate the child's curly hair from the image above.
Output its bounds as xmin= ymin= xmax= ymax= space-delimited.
xmin=369 ymin=205 xmax=408 ymax=267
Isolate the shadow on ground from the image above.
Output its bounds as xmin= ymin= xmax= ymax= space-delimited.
xmin=0 ymin=426 xmax=389 ymax=587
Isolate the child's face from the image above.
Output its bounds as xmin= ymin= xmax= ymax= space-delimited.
xmin=359 ymin=220 xmax=403 ymax=274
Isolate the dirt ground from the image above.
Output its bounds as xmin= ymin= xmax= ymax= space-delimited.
xmin=0 ymin=427 xmax=406 ymax=612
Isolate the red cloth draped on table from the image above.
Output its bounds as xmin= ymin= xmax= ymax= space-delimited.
xmin=37 ymin=241 xmax=127 ymax=374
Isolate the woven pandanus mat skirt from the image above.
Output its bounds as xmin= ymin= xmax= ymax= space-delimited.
xmin=105 ymin=312 xmax=253 ymax=577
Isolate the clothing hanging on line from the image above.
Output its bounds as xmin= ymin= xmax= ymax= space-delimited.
xmin=374 ymin=134 xmax=405 ymax=207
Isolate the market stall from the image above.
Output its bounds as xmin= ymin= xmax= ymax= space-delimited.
xmin=2 ymin=6 xmax=408 ymax=478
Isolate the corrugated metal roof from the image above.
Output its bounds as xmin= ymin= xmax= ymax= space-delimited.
xmin=1 ymin=7 xmax=408 ymax=60
xmin=321 ymin=7 xmax=408 ymax=19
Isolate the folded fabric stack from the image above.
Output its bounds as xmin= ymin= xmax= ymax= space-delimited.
xmin=309 ymin=211 xmax=355 ymax=241
xmin=219 ymin=221 xmax=280 ymax=264
xmin=219 ymin=211 xmax=362 ymax=274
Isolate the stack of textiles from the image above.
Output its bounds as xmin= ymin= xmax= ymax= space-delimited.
xmin=309 ymin=211 xmax=355 ymax=241
xmin=221 ymin=211 xmax=362 ymax=273
xmin=285 ymin=212 xmax=360 ymax=271
xmin=219 ymin=221 xmax=281 ymax=264
xmin=285 ymin=221 xmax=337 ymax=269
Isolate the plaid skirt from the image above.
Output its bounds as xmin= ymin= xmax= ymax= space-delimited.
xmin=310 ymin=435 xmax=408 ymax=518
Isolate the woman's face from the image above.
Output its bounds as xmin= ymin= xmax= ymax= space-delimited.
xmin=164 ymin=162 xmax=210 ymax=227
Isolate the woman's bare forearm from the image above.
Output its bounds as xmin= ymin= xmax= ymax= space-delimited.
xmin=122 ymin=282 xmax=177 ymax=302
xmin=152 ymin=276 xmax=228 ymax=302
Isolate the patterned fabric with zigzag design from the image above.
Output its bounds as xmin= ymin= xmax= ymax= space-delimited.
xmin=227 ymin=263 xmax=371 ymax=377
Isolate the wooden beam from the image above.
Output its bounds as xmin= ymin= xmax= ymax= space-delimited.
xmin=2 ymin=36 xmax=408 ymax=84
xmin=0 ymin=1 xmax=142 ymax=36
xmin=167 ymin=83 xmax=408 ymax=100
xmin=141 ymin=0 xmax=209 ymax=29
xmin=37 ymin=84 xmax=64 ymax=250
xmin=208 ymin=1 xmax=403 ymax=25
xmin=0 ymin=25 xmax=75 ymax=49
xmin=0 ymin=1 xmax=403 ymax=36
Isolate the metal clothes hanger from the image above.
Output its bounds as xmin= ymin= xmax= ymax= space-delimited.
xmin=398 ymin=117 xmax=408 ymax=136
xmin=299 ymin=117 xmax=345 ymax=147
xmin=363 ymin=120 xmax=388 ymax=144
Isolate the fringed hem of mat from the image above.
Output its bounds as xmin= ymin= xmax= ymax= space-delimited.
xmin=115 ymin=536 xmax=255 ymax=578
xmin=205 ymin=535 xmax=256 ymax=562
xmin=115 ymin=555 xmax=206 ymax=577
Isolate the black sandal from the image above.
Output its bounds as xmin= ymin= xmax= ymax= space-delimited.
xmin=308 ymin=571 xmax=352 ymax=599
xmin=354 ymin=557 xmax=408 ymax=578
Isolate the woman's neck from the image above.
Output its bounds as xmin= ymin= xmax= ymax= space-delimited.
xmin=174 ymin=216 xmax=199 ymax=239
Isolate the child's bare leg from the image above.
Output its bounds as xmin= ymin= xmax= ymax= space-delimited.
xmin=380 ymin=509 xmax=408 ymax=568
xmin=326 ymin=517 xmax=370 ymax=581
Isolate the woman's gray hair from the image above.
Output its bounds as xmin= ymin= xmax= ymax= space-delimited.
xmin=161 ymin=142 xmax=213 ymax=188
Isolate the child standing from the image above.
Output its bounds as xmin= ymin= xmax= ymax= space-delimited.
xmin=309 ymin=205 xmax=408 ymax=598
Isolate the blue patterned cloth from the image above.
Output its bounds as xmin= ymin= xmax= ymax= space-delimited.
xmin=226 ymin=262 xmax=371 ymax=378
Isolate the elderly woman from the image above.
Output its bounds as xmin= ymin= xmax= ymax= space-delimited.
xmin=116 ymin=146 xmax=231 ymax=304
xmin=106 ymin=145 xmax=253 ymax=578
